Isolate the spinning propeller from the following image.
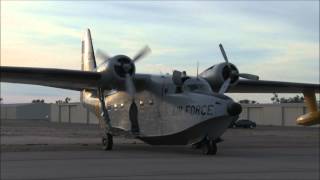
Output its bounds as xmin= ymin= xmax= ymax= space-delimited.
xmin=218 ymin=44 xmax=259 ymax=94
xmin=96 ymin=49 xmax=110 ymax=62
xmin=96 ymin=46 xmax=151 ymax=100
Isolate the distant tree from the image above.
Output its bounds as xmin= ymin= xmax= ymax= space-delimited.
xmin=271 ymin=93 xmax=304 ymax=103
xmin=65 ymin=97 xmax=71 ymax=103
xmin=0 ymin=97 xmax=3 ymax=102
xmin=55 ymin=100 xmax=63 ymax=104
xmin=239 ymin=99 xmax=258 ymax=104
xmin=271 ymin=93 xmax=280 ymax=104
xmin=280 ymin=95 xmax=304 ymax=103
xmin=32 ymin=99 xmax=45 ymax=103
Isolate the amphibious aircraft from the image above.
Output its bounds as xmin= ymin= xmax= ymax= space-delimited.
xmin=1 ymin=29 xmax=319 ymax=155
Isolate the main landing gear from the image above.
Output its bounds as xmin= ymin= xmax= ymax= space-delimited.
xmin=98 ymin=88 xmax=113 ymax=151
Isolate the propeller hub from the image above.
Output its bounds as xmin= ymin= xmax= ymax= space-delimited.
xmin=222 ymin=63 xmax=239 ymax=83
xmin=114 ymin=55 xmax=135 ymax=78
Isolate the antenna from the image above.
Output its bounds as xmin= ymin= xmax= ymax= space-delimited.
xmin=196 ymin=61 xmax=199 ymax=79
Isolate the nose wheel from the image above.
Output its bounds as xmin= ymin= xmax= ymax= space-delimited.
xmin=102 ymin=133 xmax=113 ymax=151
xmin=193 ymin=137 xmax=218 ymax=155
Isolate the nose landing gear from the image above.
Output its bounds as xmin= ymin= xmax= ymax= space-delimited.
xmin=192 ymin=137 xmax=219 ymax=155
xmin=201 ymin=140 xmax=217 ymax=155
xmin=102 ymin=133 xmax=113 ymax=151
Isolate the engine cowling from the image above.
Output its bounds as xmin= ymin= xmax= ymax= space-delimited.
xmin=200 ymin=62 xmax=239 ymax=92
xmin=96 ymin=55 xmax=135 ymax=90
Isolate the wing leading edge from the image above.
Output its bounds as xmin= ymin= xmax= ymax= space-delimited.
xmin=0 ymin=66 xmax=101 ymax=91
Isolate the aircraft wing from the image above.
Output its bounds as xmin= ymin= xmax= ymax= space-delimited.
xmin=228 ymin=79 xmax=320 ymax=126
xmin=228 ymin=80 xmax=320 ymax=93
xmin=0 ymin=66 xmax=102 ymax=91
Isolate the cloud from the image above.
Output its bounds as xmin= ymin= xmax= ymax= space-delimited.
xmin=1 ymin=1 xmax=318 ymax=103
xmin=240 ymin=42 xmax=319 ymax=83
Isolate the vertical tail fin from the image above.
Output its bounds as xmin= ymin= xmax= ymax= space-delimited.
xmin=81 ymin=28 xmax=97 ymax=105
xmin=81 ymin=28 xmax=97 ymax=71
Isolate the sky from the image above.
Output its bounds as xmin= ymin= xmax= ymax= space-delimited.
xmin=1 ymin=1 xmax=319 ymax=103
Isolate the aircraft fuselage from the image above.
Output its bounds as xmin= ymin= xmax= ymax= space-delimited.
xmin=83 ymin=74 xmax=239 ymax=145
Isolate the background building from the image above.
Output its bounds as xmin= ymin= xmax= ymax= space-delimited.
xmin=1 ymin=103 xmax=51 ymax=120
xmin=1 ymin=102 xmax=318 ymax=127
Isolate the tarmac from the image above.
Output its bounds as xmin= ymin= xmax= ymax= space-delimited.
xmin=1 ymin=120 xmax=319 ymax=180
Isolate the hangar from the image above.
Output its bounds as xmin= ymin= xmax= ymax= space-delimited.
xmin=0 ymin=103 xmax=50 ymax=120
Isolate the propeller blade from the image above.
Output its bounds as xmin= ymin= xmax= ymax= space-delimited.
xmin=132 ymin=46 xmax=151 ymax=62
xmin=239 ymin=73 xmax=259 ymax=80
xmin=125 ymin=74 xmax=136 ymax=99
xmin=219 ymin=44 xmax=231 ymax=68
xmin=219 ymin=78 xmax=231 ymax=94
xmin=96 ymin=49 xmax=110 ymax=61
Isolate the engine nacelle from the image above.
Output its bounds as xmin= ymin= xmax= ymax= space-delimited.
xmin=200 ymin=62 xmax=239 ymax=92
xmin=96 ymin=55 xmax=135 ymax=90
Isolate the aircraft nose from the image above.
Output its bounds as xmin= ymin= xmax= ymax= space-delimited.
xmin=227 ymin=102 xmax=242 ymax=116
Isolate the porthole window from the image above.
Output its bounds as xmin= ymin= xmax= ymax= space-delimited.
xmin=148 ymin=100 xmax=153 ymax=105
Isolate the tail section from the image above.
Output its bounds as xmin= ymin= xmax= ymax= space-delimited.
xmin=81 ymin=28 xmax=98 ymax=107
xmin=80 ymin=29 xmax=108 ymax=129
xmin=81 ymin=28 xmax=97 ymax=71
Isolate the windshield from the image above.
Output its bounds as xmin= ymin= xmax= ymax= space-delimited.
xmin=183 ymin=78 xmax=213 ymax=94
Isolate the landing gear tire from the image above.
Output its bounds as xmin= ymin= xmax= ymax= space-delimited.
xmin=202 ymin=140 xmax=217 ymax=155
xmin=102 ymin=133 xmax=113 ymax=151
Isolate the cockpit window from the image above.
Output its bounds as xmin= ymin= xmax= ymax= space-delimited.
xmin=183 ymin=78 xmax=213 ymax=94
xmin=187 ymin=84 xmax=205 ymax=91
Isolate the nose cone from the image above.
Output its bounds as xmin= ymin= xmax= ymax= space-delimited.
xmin=227 ymin=102 xmax=242 ymax=116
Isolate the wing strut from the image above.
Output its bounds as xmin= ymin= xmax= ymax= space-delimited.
xmin=98 ymin=88 xmax=112 ymax=131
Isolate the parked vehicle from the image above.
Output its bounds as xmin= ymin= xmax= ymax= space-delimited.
xmin=229 ymin=119 xmax=256 ymax=129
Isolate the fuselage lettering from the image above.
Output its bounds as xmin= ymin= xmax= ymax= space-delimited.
xmin=176 ymin=104 xmax=214 ymax=117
